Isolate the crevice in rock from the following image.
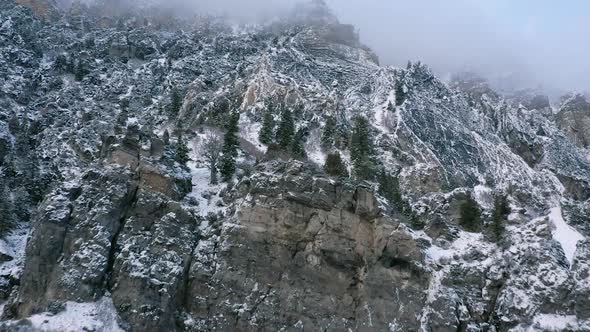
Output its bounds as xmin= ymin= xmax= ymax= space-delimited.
xmin=177 ymin=215 xmax=203 ymax=330
xmin=454 ymin=301 xmax=468 ymax=332
xmin=180 ymin=216 xmax=203 ymax=310
xmin=290 ymin=213 xmax=324 ymax=260
xmin=483 ymin=274 xmax=508 ymax=324
xmin=246 ymin=285 xmax=272 ymax=325
xmin=101 ymin=178 xmax=140 ymax=293
xmin=55 ymin=203 xmax=74 ymax=265
xmin=350 ymin=265 xmax=367 ymax=327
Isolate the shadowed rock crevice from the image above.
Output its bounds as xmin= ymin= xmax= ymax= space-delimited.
xmin=102 ymin=179 xmax=140 ymax=292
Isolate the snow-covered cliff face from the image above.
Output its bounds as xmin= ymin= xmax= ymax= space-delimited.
xmin=1 ymin=0 xmax=590 ymax=331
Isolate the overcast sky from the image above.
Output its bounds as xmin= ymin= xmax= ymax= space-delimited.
xmin=76 ymin=0 xmax=590 ymax=93
xmin=326 ymin=0 xmax=590 ymax=93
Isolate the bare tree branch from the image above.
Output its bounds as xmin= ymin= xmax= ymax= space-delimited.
xmin=200 ymin=130 xmax=223 ymax=184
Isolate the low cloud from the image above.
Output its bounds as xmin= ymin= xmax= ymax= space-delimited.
xmin=58 ymin=0 xmax=590 ymax=94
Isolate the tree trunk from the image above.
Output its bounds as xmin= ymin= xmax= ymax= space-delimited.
xmin=210 ymin=161 xmax=218 ymax=185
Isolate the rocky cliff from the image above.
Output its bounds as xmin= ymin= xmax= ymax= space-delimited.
xmin=0 ymin=0 xmax=590 ymax=331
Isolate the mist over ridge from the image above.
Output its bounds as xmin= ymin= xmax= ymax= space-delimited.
xmin=53 ymin=0 xmax=590 ymax=96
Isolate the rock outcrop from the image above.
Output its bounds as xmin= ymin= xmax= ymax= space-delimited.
xmin=557 ymin=93 xmax=590 ymax=149
xmin=185 ymin=161 xmax=427 ymax=331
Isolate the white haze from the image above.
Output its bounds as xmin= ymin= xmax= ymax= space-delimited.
xmin=60 ymin=0 xmax=590 ymax=94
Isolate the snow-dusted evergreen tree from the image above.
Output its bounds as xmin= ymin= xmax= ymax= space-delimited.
xmin=460 ymin=194 xmax=482 ymax=232
xmin=276 ymin=108 xmax=295 ymax=149
xmin=2 ymin=152 xmax=17 ymax=181
xmin=220 ymin=112 xmax=240 ymax=182
xmin=350 ymin=116 xmax=375 ymax=180
xmin=163 ymin=130 xmax=170 ymax=145
xmin=395 ymin=80 xmax=405 ymax=106
xmin=377 ymin=169 xmax=402 ymax=205
xmin=324 ymin=152 xmax=348 ymax=178
xmin=174 ymin=135 xmax=191 ymax=166
xmin=291 ymin=127 xmax=308 ymax=158
xmin=54 ymin=54 xmax=67 ymax=71
xmin=0 ymin=180 xmax=14 ymax=236
xmin=170 ymin=87 xmax=182 ymax=116
xmin=321 ymin=116 xmax=336 ymax=150
xmin=74 ymin=61 xmax=85 ymax=81
xmin=491 ymin=194 xmax=511 ymax=242
xmin=259 ymin=110 xmax=274 ymax=145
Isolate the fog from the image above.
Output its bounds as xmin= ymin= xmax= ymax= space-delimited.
xmin=326 ymin=0 xmax=590 ymax=94
xmin=65 ymin=0 xmax=590 ymax=94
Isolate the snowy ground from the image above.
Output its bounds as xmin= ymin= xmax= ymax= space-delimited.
xmin=186 ymin=133 xmax=228 ymax=229
xmin=510 ymin=313 xmax=590 ymax=331
xmin=1 ymin=296 xmax=124 ymax=332
xmin=186 ymin=164 xmax=226 ymax=221
xmin=0 ymin=229 xmax=124 ymax=331
xmin=0 ymin=226 xmax=29 ymax=280
xmin=0 ymin=227 xmax=29 ymax=314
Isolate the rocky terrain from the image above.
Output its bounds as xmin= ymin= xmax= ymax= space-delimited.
xmin=0 ymin=0 xmax=589 ymax=331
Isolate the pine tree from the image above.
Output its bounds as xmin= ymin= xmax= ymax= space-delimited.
xmin=66 ymin=57 xmax=75 ymax=74
xmin=395 ymin=80 xmax=405 ymax=106
xmin=170 ymin=87 xmax=182 ymax=116
xmin=163 ymin=130 xmax=170 ymax=145
xmin=74 ymin=61 xmax=85 ymax=81
xmin=0 ymin=182 xmax=14 ymax=236
xmin=174 ymin=136 xmax=191 ymax=166
xmin=492 ymin=194 xmax=511 ymax=242
xmin=259 ymin=110 xmax=274 ymax=145
xmin=321 ymin=116 xmax=336 ymax=151
xmin=377 ymin=169 xmax=402 ymax=205
xmin=8 ymin=114 xmax=19 ymax=133
xmin=220 ymin=112 xmax=240 ymax=182
xmin=291 ymin=128 xmax=308 ymax=158
xmin=27 ymin=152 xmax=46 ymax=203
xmin=334 ymin=124 xmax=349 ymax=150
xmin=460 ymin=194 xmax=482 ymax=232
xmin=2 ymin=152 xmax=17 ymax=181
xmin=55 ymin=54 xmax=67 ymax=71
xmin=350 ymin=116 xmax=373 ymax=161
xmin=350 ymin=116 xmax=375 ymax=180
xmin=324 ymin=152 xmax=348 ymax=178
xmin=276 ymin=108 xmax=295 ymax=149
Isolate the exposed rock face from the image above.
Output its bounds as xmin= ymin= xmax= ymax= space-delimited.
xmin=573 ymin=240 xmax=590 ymax=320
xmin=185 ymin=161 xmax=428 ymax=331
xmin=12 ymin=168 xmax=140 ymax=317
xmin=4 ymin=159 xmax=430 ymax=331
xmin=557 ymin=94 xmax=590 ymax=149
xmin=4 ymin=148 xmax=196 ymax=330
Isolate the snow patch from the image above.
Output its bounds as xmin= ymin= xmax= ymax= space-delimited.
xmin=473 ymin=184 xmax=493 ymax=209
xmin=426 ymin=231 xmax=485 ymax=263
xmin=0 ymin=227 xmax=30 ymax=280
xmin=126 ymin=116 xmax=139 ymax=127
xmin=3 ymin=297 xmax=123 ymax=332
xmin=511 ymin=314 xmax=583 ymax=331
xmin=532 ymin=314 xmax=580 ymax=331
xmin=548 ymin=206 xmax=584 ymax=266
